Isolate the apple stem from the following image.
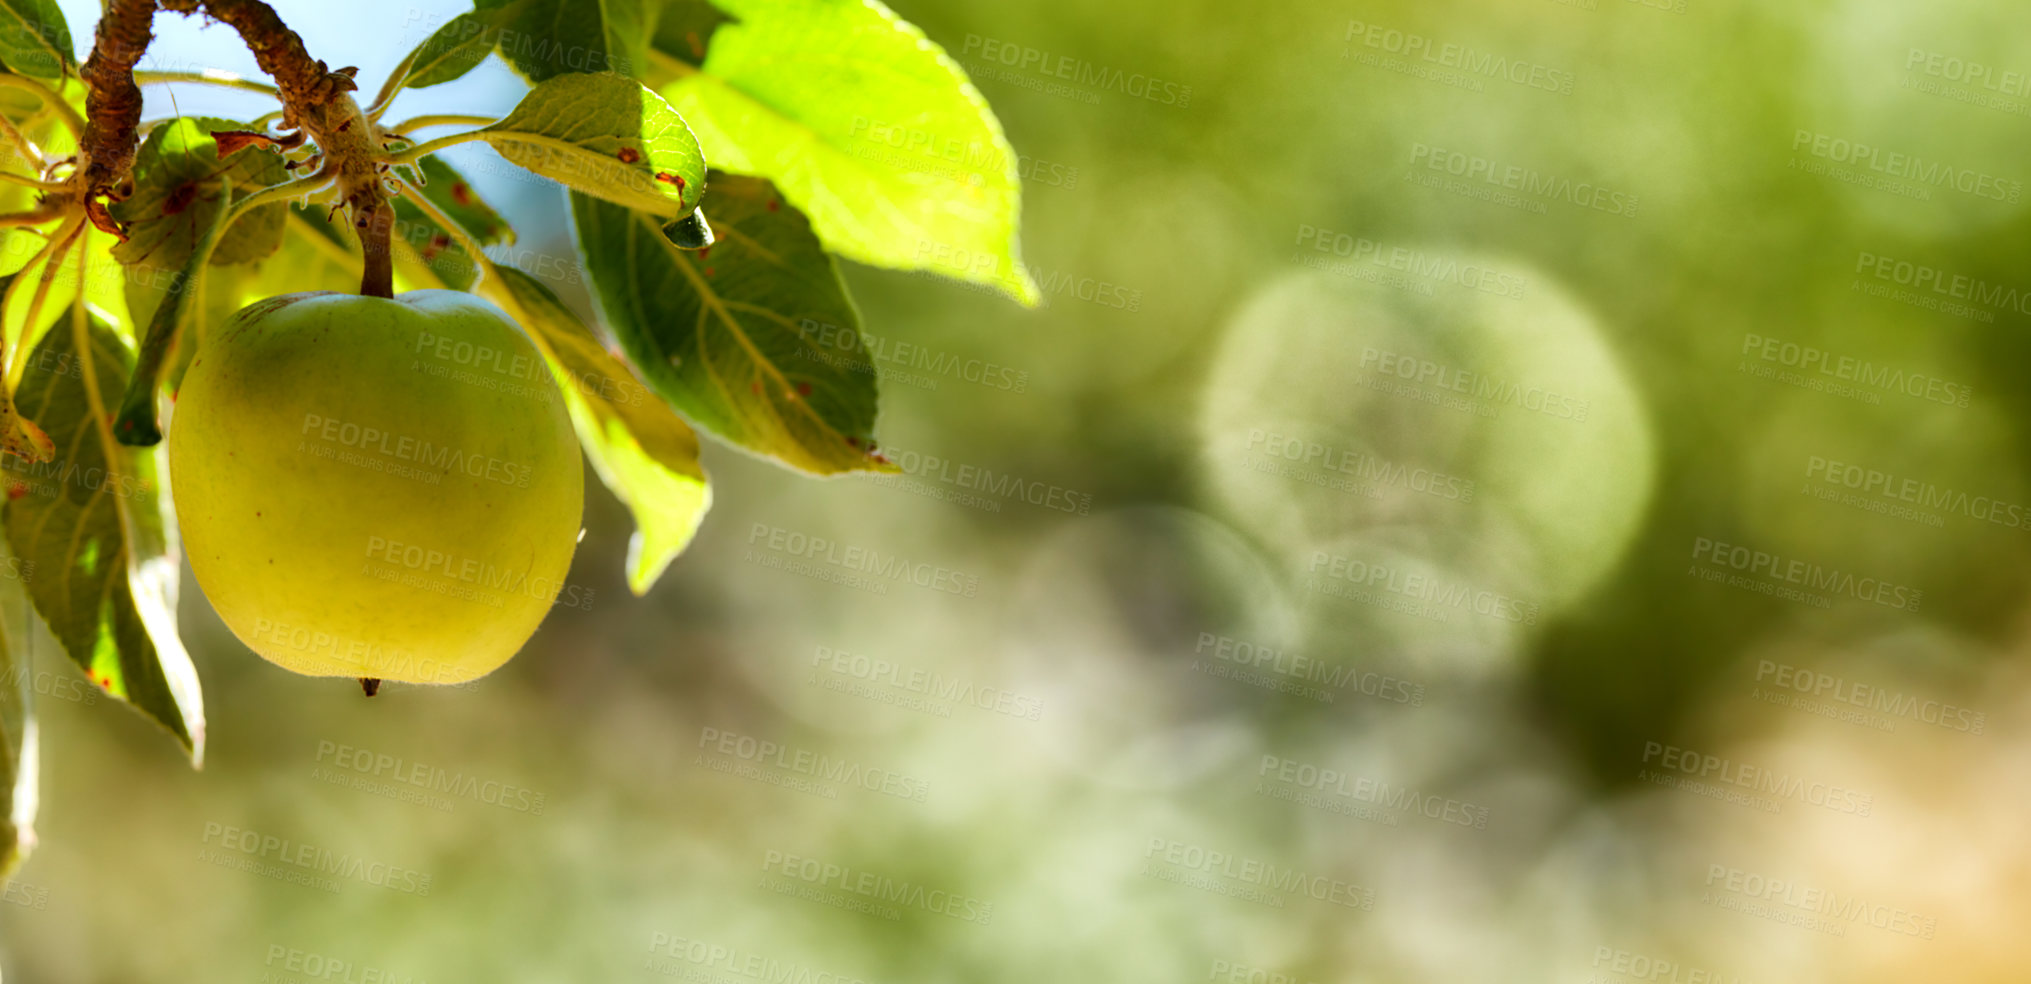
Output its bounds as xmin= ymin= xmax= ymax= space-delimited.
xmin=358 ymin=199 xmax=396 ymax=299
xmin=360 ymin=678 xmax=381 ymax=697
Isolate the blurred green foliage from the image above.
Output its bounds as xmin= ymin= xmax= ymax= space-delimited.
xmin=6 ymin=0 xmax=2031 ymax=981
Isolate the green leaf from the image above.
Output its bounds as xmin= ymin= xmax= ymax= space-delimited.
xmin=125 ymin=207 xmax=359 ymax=379
xmin=657 ymin=0 xmax=1035 ymax=303
xmin=391 ymin=11 xmax=498 ymax=90
xmin=113 ymin=193 xmax=240 ymax=447
xmin=0 ymin=230 xmax=41 ymax=279
xmin=476 ymin=0 xmax=652 ymax=82
xmin=272 ymin=207 xmax=373 ymax=295
xmin=571 ymin=175 xmax=892 ymax=475
xmin=650 ymin=0 xmax=729 ymax=66
xmin=0 ymin=0 xmax=72 ymax=79
xmin=406 ymin=156 xmax=515 ymax=247
xmin=0 ymin=89 xmax=68 ymax=277
xmin=480 ymin=72 xmax=705 ymax=217
xmin=2 ymin=225 xmax=131 ymax=391
xmin=387 ymin=156 xmax=515 ymax=291
xmin=2 ymin=314 xmax=203 ymax=762
xmin=0 ymin=544 xmax=38 ymax=880
xmin=109 ymin=117 xmax=290 ymax=272
xmin=117 ymin=208 xmax=364 ymax=446
xmin=488 ymin=267 xmax=711 ymax=593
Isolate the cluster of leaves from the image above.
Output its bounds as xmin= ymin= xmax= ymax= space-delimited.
xmin=0 ymin=0 xmax=1035 ymax=878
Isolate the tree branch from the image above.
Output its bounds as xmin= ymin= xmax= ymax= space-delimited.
xmin=77 ymin=0 xmax=397 ymax=296
xmin=76 ymin=0 xmax=159 ymax=200
xmin=160 ymin=0 xmax=393 ymax=297
xmin=157 ymin=0 xmax=350 ymax=128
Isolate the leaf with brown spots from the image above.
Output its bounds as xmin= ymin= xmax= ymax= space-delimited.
xmin=481 ymin=73 xmax=706 ymax=217
xmin=110 ymin=116 xmax=290 ymax=272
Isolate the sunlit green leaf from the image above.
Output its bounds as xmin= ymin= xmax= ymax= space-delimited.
xmin=391 ymin=11 xmax=497 ymax=90
xmin=0 ymin=85 xmax=66 ymax=279
xmin=1 ymin=315 xmax=203 ymax=762
xmin=481 ymin=72 xmax=706 ymax=216
xmin=657 ymin=0 xmax=1035 ymax=303
xmin=0 ymin=0 xmax=72 ymax=79
xmin=572 ymin=175 xmax=891 ymax=475
xmin=2 ymin=225 xmax=131 ymax=390
xmin=391 ymin=156 xmax=515 ymax=290
xmin=0 ymin=542 xmax=38 ymax=880
xmin=488 ymin=267 xmax=710 ymax=593
xmin=476 ymin=0 xmax=652 ymax=82
xmin=650 ymin=0 xmax=729 ymax=67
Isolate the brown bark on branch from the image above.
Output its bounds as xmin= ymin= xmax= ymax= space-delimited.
xmin=161 ymin=0 xmax=393 ymax=297
xmin=77 ymin=0 xmax=396 ymax=295
xmin=77 ymin=0 xmax=159 ymax=201
xmin=157 ymin=0 xmax=354 ymax=132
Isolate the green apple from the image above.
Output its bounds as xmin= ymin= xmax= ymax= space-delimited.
xmin=169 ymin=290 xmax=584 ymax=685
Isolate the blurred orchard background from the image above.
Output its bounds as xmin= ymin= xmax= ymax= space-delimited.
xmin=7 ymin=0 xmax=2031 ymax=981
